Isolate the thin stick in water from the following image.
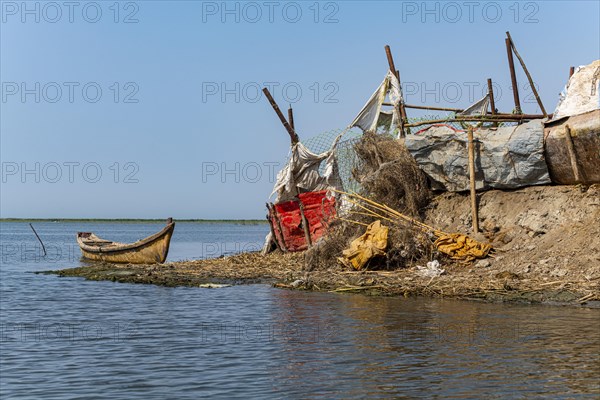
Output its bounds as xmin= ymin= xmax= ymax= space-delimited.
xmin=29 ymin=223 xmax=47 ymax=257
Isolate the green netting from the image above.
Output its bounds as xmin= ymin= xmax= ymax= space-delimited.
xmin=296 ymin=115 xmax=518 ymax=195
xmin=300 ymin=128 xmax=363 ymax=193
xmin=405 ymin=113 xmax=517 ymax=135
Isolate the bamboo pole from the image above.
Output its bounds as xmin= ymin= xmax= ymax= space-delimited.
xmin=393 ymin=102 xmax=546 ymax=119
xmin=467 ymin=126 xmax=479 ymax=233
xmin=349 ymin=210 xmax=395 ymax=222
xmin=491 ymin=112 xmax=550 ymax=118
xmin=404 ymin=114 xmax=545 ymax=128
xmin=564 ymin=124 xmax=581 ymax=183
xmin=262 ymin=87 xmax=299 ymax=144
xmin=402 ymin=104 xmax=464 ymax=113
xmin=505 ymin=37 xmax=522 ymax=115
xmin=506 ymin=31 xmax=547 ymax=118
xmin=337 ymin=217 xmax=369 ymax=227
xmin=333 ymin=189 xmax=441 ymax=235
xmin=344 ymin=198 xmax=395 ymax=224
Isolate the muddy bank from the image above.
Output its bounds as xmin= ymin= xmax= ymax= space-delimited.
xmin=47 ymin=185 xmax=600 ymax=306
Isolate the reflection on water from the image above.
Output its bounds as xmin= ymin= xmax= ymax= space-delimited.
xmin=1 ymin=222 xmax=599 ymax=398
xmin=268 ymin=290 xmax=600 ymax=398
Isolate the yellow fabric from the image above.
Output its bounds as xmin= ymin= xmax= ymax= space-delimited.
xmin=338 ymin=220 xmax=389 ymax=270
xmin=434 ymin=233 xmax=492 ymax=262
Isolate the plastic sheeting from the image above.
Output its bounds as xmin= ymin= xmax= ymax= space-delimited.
xmin=405 ymin=120 xmax=551 ymax=191
xmin=349 ymin=70 xmax=402 ymax=134
xmin=553 ymin=59 xmax=600 ymax=119
xmin=270 ymin=139 xmax=341 ymax=203
xmin=458 ymin=94 xmax=490 ymax=116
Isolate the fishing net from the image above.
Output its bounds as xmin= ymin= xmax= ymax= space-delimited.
xmin=300 ymin=128 xmax=434 ymax=271
xmin=298 ymin=127 xmax=431 ymax=216
xmin=300 ymin=128 xmax=364 ymax=194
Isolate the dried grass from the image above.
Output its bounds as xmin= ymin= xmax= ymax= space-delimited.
xmin=352 ymin=132 xmax=431 ymax=217
xmin=304 ymin=133 xmax=434 ymax=272
xmin=51 ymin=251 xmax=600 ymax=304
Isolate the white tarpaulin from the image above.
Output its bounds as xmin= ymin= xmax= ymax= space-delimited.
xmin=553 ymin=59 xmax=600 ymax=119
xmin=459 ymin=94 xmax=490 ymax=116
xmin=405 ymin=120 xmax=551 ymax=191
xmin=270 ymin=137 xmax=342 ymax=203
xmin=349 ymin=71 xmax=403 ymax=134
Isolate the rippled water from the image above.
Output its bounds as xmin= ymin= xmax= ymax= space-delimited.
xmin=1 ymin=222 xmax=599 ymax=398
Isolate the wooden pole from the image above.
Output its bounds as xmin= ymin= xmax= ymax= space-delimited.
xmin=384 ymin=45 xmax=397 ymax=78
xmin=298 ymin=203 xmax=312 ymax=248
xmin=396 ymin=69 xmax=407 ymax=121
xmin=487 ymin=79 xmax=497 ymax=116
xmin=505 ymin=38 xmax=522 ymax=115
xmin=269 ymin=203 xmax=288 ymax=252
xmin=569 ymin=66 xmax=575 ymax=78
xmin=397 ymin=72 xmax=409 ymax=137
xmin=506 ymin=32 xmax=547 ymax=118
xmin=265 ymin=204 xmax=281 ymax=252
xmin=262 ymin=88 xmax=299 ymax=144
xmin=487 ymin=78 xmax=498 ymax=127
xmin=287 ymin=105 xmax=295 ymax=131
xmin=564 ymin=125 xmax=581 ymax=183
xmin=384 ymin=45 xmax=408 ymax=137
xmin=467 ymin=126 xmax=479 ymax=233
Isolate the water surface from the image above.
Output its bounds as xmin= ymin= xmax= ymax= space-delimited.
xmin=1 ymin=222 xmax=599 ymax=398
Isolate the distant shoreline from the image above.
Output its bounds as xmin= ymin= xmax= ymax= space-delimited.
xmin=0 ymin=218 xmax=268 ymax=224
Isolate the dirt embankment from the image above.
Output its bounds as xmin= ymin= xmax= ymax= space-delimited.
xmin=49 ymin=185 xmax=600 ymax=306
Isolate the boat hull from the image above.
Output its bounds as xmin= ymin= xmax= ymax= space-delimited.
xmin=77 ymin=222 xmax=175 ymax=264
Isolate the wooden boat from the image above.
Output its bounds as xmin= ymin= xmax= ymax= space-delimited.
xmin=77 ymin=218 xmax=175 ymax=264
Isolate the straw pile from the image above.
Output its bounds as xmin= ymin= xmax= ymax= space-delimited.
xmin=352 ymin=132 xmax=431 ymax=216
xmin=304 ymin=133 xmax=433 ymax=272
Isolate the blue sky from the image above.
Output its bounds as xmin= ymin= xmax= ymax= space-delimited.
xmin=1 ymin=0 xmax=599 ymax=219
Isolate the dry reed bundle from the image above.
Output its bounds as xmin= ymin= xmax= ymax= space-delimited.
xmin=352 ymin=132 xmax=431 ymax=217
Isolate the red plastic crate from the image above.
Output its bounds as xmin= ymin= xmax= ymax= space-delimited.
xmin=269 ymin=190 xmax=336 ymax=252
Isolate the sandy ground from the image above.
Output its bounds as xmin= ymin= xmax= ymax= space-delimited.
xmin=48 ymin=185 xmax=600 ymax=306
